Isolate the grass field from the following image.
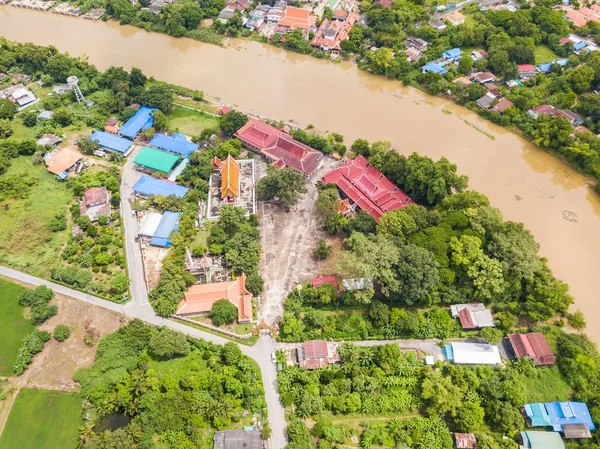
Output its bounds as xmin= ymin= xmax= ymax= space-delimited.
xmin=534 ymin=45 xmax=559 ymax=64
xmin=167 ymin=106 xmax=220 ymax=136
xmin=519 ymin=366 xmax=572 ymax=403
xmin=0 ymin=389 xmax=82 ymax=449
xmin=0 ymin=157 xmax=72 ymax=276
xmin=0 ymin=279 xmax=34 ymax=376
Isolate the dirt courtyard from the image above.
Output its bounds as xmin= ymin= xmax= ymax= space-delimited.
xmin=257 ymin=157 xmax=340 ymax=324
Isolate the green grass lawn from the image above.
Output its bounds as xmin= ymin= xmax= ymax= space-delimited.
xmin=534 ymin=45 xmax=559 ymax=64
xmin=519 ymin=366 xmax=572 ymax=403
xmin=0 ymin=389 xmax=82 ymax=449
xmin=167 ymin=106 xmax=220 ymax=136
xmin=147 ymin=349 xmax=208 ymax=377
xmin=0 ymin=157 xmax=72 ymax=277
xmin=0 ymin=279 xmax=34 ymax=376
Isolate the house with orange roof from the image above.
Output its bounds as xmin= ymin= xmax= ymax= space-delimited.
xmin=44 ymin=147 xmax=82 ymax=180
xmin=278 ymin=6 xmax=317 ymax=35
xmin=176 ymin=273 xmax=253 ymax=323
xmin=221 ymin=155 xmax=240 ymax=201
xmin=310 ymin=12 xmax=359 ymax=53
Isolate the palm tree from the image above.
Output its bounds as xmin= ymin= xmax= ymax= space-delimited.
xmin=77 ymin=423 xmax=95 ymax=449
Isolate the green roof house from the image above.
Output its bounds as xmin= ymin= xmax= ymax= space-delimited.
xmin=521 ymin=431 xmax=565 ymax=449
xmin=525 ymin=403 xmax=553 ymax=427
xmin=134 ymin=147 xmax=180 ymax=173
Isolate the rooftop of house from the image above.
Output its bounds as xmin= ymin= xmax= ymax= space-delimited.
xmin=520 ymin=431 xmax=565 ymax=449
xmin=508 ymin=332 xmax=555 ymax=366
xmin=518 ymin=63 xmax=537 ymax=72
xmin=303 ymin=340 xmax=329 ymax=359
xmin=492 ymin=98 xmax=514 ymax=113
xmin=44 ymin=147 xmax=81 ymax=176
xmin=525 ymin=402 xmax=595 ymax=433
xmin=320 ymin=155 xmax=414 ymax=222
xmin=445 ymin=342 xmax=501 ymax=365
xmin=455 ymin=433 xmax=476 ymax=449
xmin=450 ymin=303 xmax=495 ymax=329
xmin=132 ymin=175 xmax=189 ymax=198
xmin=213 ymin=430 xmax=262 ymax=449
xmin=83 ymin=187 xmax=109 ymax=207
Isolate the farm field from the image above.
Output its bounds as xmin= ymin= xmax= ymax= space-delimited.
xmin=0 ymin=279 xmax=34 ymax=376
xmin=0 ymin=389 xmax=82 ymax=449
xmin=0 ymin=157 xmax=72 ymax=277
xmin=167 ymin=106 xmax=220 ymax=135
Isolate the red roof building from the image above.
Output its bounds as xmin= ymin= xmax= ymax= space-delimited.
xmin=234 ymin=119 xmax=323 ymax=176
xmin=455 ymin=433 xmax=476 ymax=449
xmin=80 ymin=187 xmax=111 ymax=221
xmin=310 ymin=13 xmax=360 ymax=52
xmin=278 ymin=6 xmax=317 ymax=33
xmin=176 ymin=273 xmax=253 ymax=323
xmin=529 ymin=104 xmax=556 ymax=119
xmin=219 ymin=106 xmax=231 ymax=115
xmin=491 ymin=98 xmax=514 ymax=114
xmin=320 ymin=156 xmax=414 ymax=222
xmin=508 ymin=332 xmax=556 ymax=366
xmin=312 ymin=276 xmax=338 ymax=290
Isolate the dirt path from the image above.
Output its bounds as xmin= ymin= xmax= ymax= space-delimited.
xmin=0 ymin=388 xmax=18 ymax=438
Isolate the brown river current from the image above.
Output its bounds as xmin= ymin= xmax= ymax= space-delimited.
xmin=1 ymin=7 xmax=600 ymax=343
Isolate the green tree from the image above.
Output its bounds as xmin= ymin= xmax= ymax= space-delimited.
xmin=54 ymin=324 xmax=71 ymax=342
xmin=458 ymin=56 xmax=474 ymax=75
xmin=455 ymin=402 xmax=485 ymax=432
xmin=142 ymin=84 xmax=173 ymax=113
xmin=0 ymin=99 xmax=17 ymax=120
xmin=0 ymin=119 xmax=13 ymax=139
xmin=219 ymin=205 xmax=246 ymax=234
xmin=567 ymin=65 xmax=595 ymax=93
xmin=395 ymin=244 xmax=440 ymax=305
xmin=350 ymin=138 xmax=370 ymax=156
xmin=148 ymin=327 xmax=190 ymax=359
xmin=152 ymin=110 xmax=168 ymax=132
xmin=78 ymin=138 xmax=100 ymax=155
xmin=210 ymin=298 xmax=238 ymax=325
xmin=256 ymin=166 xmax=307 ymax=206
xmin=220 ymin=110 xmax=249 ymax=136
xmin=315 ymin=239 xmax=331 ymax=260
xmin=421 ymin=370 xmax=463 ymax=417
xmin=568 ymin=310 xmax=586 ymax=329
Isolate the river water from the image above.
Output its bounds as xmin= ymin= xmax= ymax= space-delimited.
xmin=1 ymin=7 xmax=599 ymax=342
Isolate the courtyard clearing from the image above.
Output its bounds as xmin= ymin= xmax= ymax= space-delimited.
xmin=0 ymin=388 xmax=82 ymax=449
xmin=167 ymin=106 xmax=220 ymax=135
xmin=0 ymin=279 xmax=34 ymax=376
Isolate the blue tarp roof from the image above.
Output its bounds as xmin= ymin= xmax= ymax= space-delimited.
xmin=150 ymin=211 xmax=180 ymax=247
xmin=443 ymin=48 xmax=462 ymax=59
xmin=119 ymin=106 xmax=157 ymax=139
xmin=526 ymin=402 xmax=596 ymax=432
xmin=90 ymin=131 xmax=133 ymax=153
xmin=132 ymin=175 xmax=189 ymax=198
xmin=149 ymin=133 xmax=199 ymax=157
xmin=423 ymin=62 xmax=448 ymax=75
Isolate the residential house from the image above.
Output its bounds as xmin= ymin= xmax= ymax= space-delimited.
xmin=36 ymin=133 xmax=62 ymax=148
xmin=406 ymin=48 xmax=422 ymax=62
xmin=80 ymin=187 xmax=110 ymax=222
xmin=11 ymin=73 xmax=31 ymax=84
xmin=321 ymin=156 xmax=414 ymax=222
xmin=444 ymin=342 xmax=502 ymax=365
xmin=453 ymin=76 xmax=472 ymax=86
xmin=454 ymin=433 xmax=476 ymax=449
xmin=443 ymin=47 xmax=462 ymax=61
xmin=234 ymin=119 xmax=323 ymax=177
xmin=518 ymin=64 xmax=538 ymax=79
xmin=373 ymin=0 xmax=392 ymax=7
xmin=556 ymin=109 xmax=583 ymax=126
xmin=571 ymin=125 xmax=592 ymax=136
xmin=528 ymin=104 xmax=556 ymax=118
xmin=297 ymin=340 xmax=340 ymax=369
xmin=133 ymin=147 xmax=180 ymax=174
xmin=525 ymin=402 xmax=596 ymax=438
xmin=10 ymin=87 xmax=38 ymax=109
xmin=429 ymin=18 xmax=447 ymax=30
xmin=507 ymin=332 xmax=556 ymax=366
xmin=520 ymin=431 xmax=565 ymax=449
xmin=476 ymin=92 xmax=497 ymax=109
xmin=450 ymin=303 xmax=495 ymax=330
xmin=446 ymin=10 xmax=465 ymax=25
xmin=278 ymin=6 xmax=317 ymax=35
xmin=213 ymin=430 xmax=262 ymax=449
xmin=479 ymin=0 xmax=502 ymax=11
xmin=491 ymin=98 xmax=514 ymax=113
xmin=470 ymin=49 xmax=487 ymax=61
xmin=246 ymin=4 xmax=269 ymax=29
xmin=37 ymin=110 xmax=52 ymax=120
xmin=406 ymin=37 xmax=428 ymax=52
xmin=310 ymin=12 xmax=360 ymax=54
xmin=422 ymin=62 xmax=448 ymax=75
xmin=266 ymin=2 xmax=285 ymax=23
xmin=176 ymin=273 xmax=253 ymax=323
xmin=473 ymin=71 xmax=496 ymax=84
xmin=44 ymin=147 xmax=82 ymax=179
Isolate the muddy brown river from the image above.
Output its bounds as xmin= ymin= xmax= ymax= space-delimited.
xmin=2 ymin=7 xmax=599 ymax=343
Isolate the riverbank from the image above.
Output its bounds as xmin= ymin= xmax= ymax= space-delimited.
xmin=2 ymin=6 xmax=600 ymax=345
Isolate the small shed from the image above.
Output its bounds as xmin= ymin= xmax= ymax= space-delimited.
xmin=454 ymin=433 xmax=476 ymax=449
xmin=213 ymin=430 xmax=262 ymax=449
xmin=37 ymin=110 xmax=53 ymax=120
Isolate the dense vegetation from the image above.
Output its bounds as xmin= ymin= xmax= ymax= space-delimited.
xmin=74 ymin=320 xmax=267 ymax=448
xmin=282 ymin=325 xmax=600 ymax=448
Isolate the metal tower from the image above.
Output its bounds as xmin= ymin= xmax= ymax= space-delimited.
xmin=67 ymin=76 xmax=85 ymax=103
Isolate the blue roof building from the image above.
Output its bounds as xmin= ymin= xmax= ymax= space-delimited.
xmin=574 ymin=41 xmax=586 ymax=51
xmin=149 ymin=133 xmax=199 ymax=157
xmin=119 ymin=106 xmax=157 ymax=139
xmin=537 ymin=59 xmax=569 ymax=72
xmin=90 ymin=131 xmax=133 ymax=154
xmin=150 ymin=211 xmax=180 ymax=247
xmin=525 ymin=402 xmax=596 ymax=434
xmin=422 ymin=62 xmax=448 ymax=75
xmin=443 ymin=47 xmax=462 ymax=60
xmin=521 ymin=431 xmax=565 ymax=449
xmin=132 ymin=175 xmax=189 ymax=198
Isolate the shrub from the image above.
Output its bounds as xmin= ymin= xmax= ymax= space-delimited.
xmin=54 ymin=324 xmax=71 ymax=342
xmin=315 ymin=239 xmax=331 ymax=260
xmin=13 ymin=331 xmax=51 ymax=375
xmin=148 ymin=327 xmax=190 ymax=359
xmin=567 ymin=310 xmax=586 ymax=330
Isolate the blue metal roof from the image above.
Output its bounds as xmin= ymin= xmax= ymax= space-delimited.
xmin=132 ymin=175 xmax=189 ymax=198
xmin=443 ymin=47 xmax=462 ymax=59
xmin=526 ymin=402 xmax=596 ymax=432
xmin=574 ymin=41 xmax=586 ymax=50
xmin=537 ymin=63 xmax=552 ymax=73
xmin=90 ymin=131 xmax=133 ymax=153
xmin=150 ymin=211 xmax=180 ymax=247
xmin=149 ymin=133 xmax=199 ymax=157
xmin=119 ymin=106 xmax=157 ymax=139
xmin=423 ymin=62 xmax=448 ymax=75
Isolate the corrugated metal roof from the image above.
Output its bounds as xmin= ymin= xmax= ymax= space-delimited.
xmin=446 ymin=342 xmax=501 ymax=365
xmin=119 ymin=105 xmax=156 ymax=139
xmin=134 ymin=147 xmax=180 ymax=173
xmin=132 ymin=175 xmax=189 ymax=198
xmin=90 ymin=131 xmax=133 ymax=153
xmin=138 ymin=212 xmax=162 ymax=237
xmin=149 ymin=132 xmax=199 ymax=157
